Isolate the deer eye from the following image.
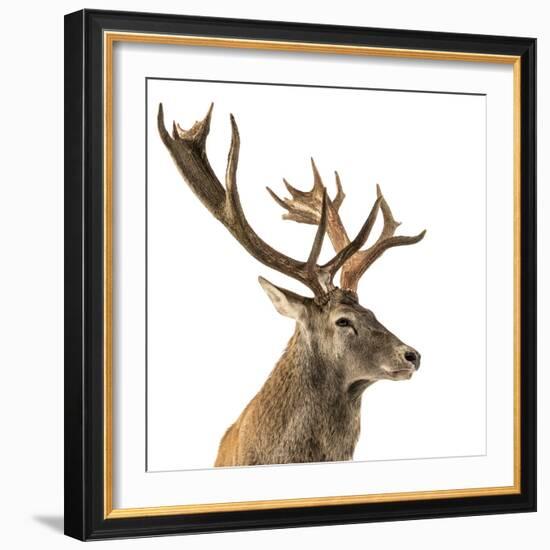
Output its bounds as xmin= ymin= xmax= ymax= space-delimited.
xmin=336 ymin=318 xmax=352 ymax=327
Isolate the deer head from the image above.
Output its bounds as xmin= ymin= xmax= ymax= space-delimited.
xmin=158 ymin=103 xmax=426 ymax=390
xmin=258 ymin=280 xmax=420 ymax=389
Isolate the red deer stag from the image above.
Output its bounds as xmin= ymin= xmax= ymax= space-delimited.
xmin=158 ymin=103 xmax=426 ymax=467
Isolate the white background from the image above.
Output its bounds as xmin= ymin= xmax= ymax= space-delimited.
xmin=147 ymin=77 xmax=488 ymax=471
xmin=0 ymin=0 xmax=547 ymax=548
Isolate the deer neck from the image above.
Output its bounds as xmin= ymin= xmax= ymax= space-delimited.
xmin=261 ymin=327 xmax=364 ymax=462
xmin=276 ymin=327 xmax=372 ymax=400
xmin=271 ymin=328 xmax=341 ymax=392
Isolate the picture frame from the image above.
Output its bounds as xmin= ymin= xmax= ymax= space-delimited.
xmin=64 ymin=8 xmax=536 ymax=541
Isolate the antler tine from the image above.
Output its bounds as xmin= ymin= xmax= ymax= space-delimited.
xmin=342 ymin=228 xmax=427 ymax=289
xmin=266 ymin=186 xmax=289 ymax=211
xmin=322 ymin=195 xmax=382 ymax=282
xmin=376 ymin=184 xmax=401 ymax=239
xmin=310 ymin=158 xmax=325 ymax=194
xmin=283 ymin=178 xmax=308 ymax=199
xmin=175 ymin=102 xmax=214 ymax=146
xmin=339 ymin=186 xmax=426 ymax=291
xmin=333 ymin=172 xmax=345 ymax=212
xmin=306 ymin=190 xmax=328 ymax=273
xmin=224 ymin=114 xmax=241 ymax=215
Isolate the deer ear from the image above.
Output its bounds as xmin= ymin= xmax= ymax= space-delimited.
xmin=258 ymin=276 xmax=308 ymax=321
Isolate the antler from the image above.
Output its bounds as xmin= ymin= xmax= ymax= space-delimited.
xmin=267 ymin=160 xmax=426 ymax=292
xmin=158 ymin=104 xmax=382 ymax=299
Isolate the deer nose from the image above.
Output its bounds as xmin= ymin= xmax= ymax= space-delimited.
xmin=404 ymin=350 xmax=420 ymax=370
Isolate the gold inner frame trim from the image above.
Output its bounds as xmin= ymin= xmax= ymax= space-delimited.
xmin=103 ymin=30 xmax=522 ymax=519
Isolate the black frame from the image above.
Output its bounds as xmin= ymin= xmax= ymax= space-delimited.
xmin=64 ymin=9 xmax=537 ymax=541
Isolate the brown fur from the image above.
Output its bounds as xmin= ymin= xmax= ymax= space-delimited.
xmin=215 ymin=330 xmax=361 ymax=467
xmin=215 ymin=289 xmax=419 ymax=467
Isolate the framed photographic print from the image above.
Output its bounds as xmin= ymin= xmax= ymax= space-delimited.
xmin=64 ymin=9 xmax=536 ymax=541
